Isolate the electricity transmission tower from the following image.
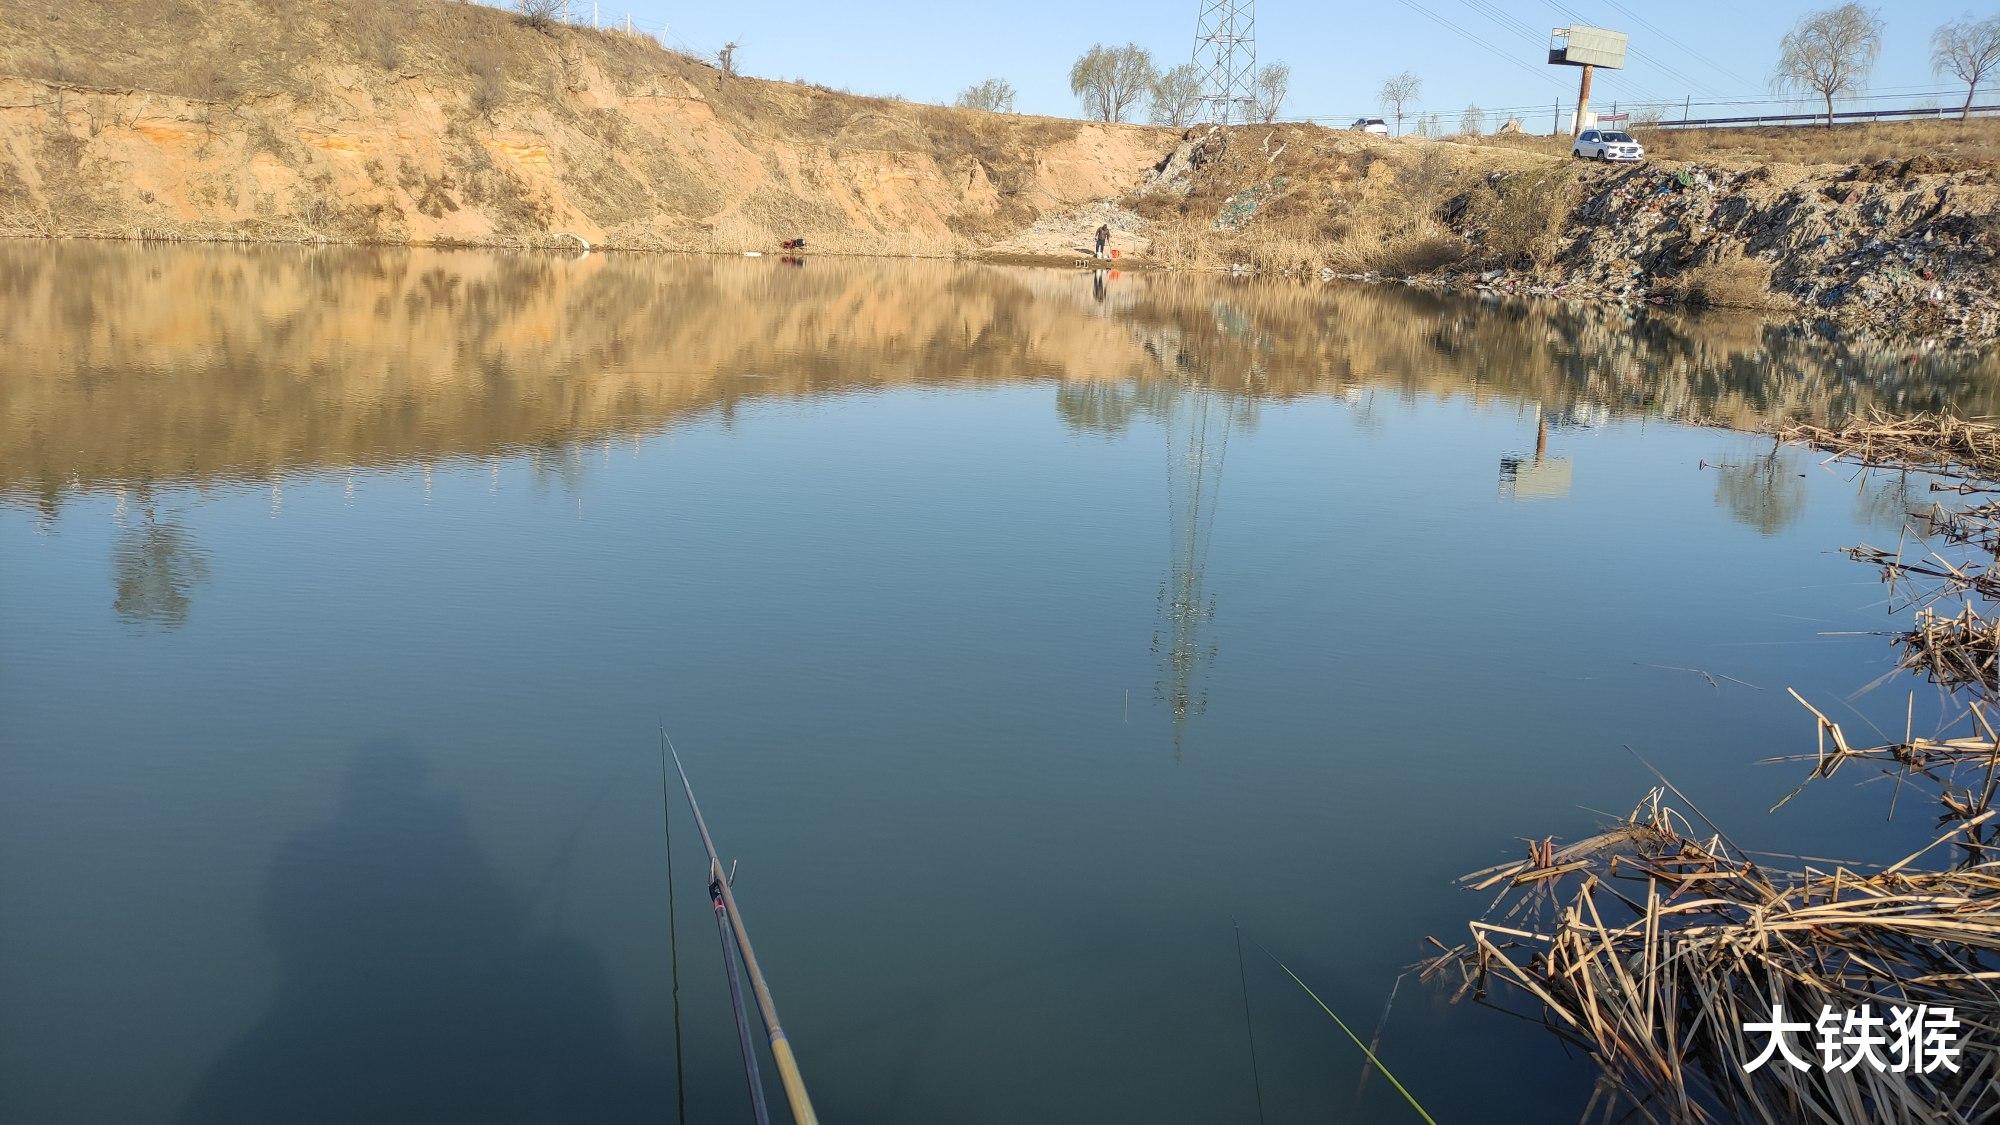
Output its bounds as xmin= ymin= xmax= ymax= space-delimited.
xmin=1192 ymin=0 xmax=1256 ymax=124
xmin=1155 ymin=356 xmax=1247 ymax=759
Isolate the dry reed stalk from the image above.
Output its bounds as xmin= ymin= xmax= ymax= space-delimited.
xmin=1422 ymin=792 xmax=2000 ymax=1124
xmin=1775 ymin=691 xmax=2000 ymax=863
xmin=1779 ymin=427 xmax=2000 ymax=859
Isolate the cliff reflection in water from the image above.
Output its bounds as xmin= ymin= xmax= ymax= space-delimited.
xmin=4 ymin=242 xmax=1997 ymax=515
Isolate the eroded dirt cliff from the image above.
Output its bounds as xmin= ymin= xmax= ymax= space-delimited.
xmin=0 ymin=0 xmax=1167 ymax=253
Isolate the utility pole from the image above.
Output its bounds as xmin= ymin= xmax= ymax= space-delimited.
xmin=1192 ymin=0 xmax=1256 ymax=125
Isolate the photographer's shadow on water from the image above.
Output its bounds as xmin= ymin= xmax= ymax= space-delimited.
xmin=177 ymin=741 xmax=660 ymax=1124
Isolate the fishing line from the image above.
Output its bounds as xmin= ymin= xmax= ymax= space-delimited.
xmin=659 ymin=729 xmax=688 ymax=1125
xmin=714 ymin=873 xmax=772 ymax=1125
xmin=1233 ymin=921 xmax=1267 ymax=1125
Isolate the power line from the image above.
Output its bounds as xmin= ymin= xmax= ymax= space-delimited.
xmin=1599 ymin=0 xmax=1757 ymax=90
xmin=1537 ymin=4 xmax=1672 ymax=103
xmin=1558 ymin=4 xmax=1720 ymax=98
xmin=1536 ymin=0 xmax=1706 ymax=101
xmin=1284 ymin=87 xmax=1974 ymax=127
xmin=1392 ymin=0 xmax=1565 ymax=93
xmin=1453 ymin=0 xmax=1667 ymax=107
xmin=1456 ymin=0 xmax=1546 ymax=43
xmin=1454 ymin=0 xmax=1637 ymax=100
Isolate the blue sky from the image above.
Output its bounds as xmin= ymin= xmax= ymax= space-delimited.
xmin=575 ymin=1 xmax=1990 ymax=125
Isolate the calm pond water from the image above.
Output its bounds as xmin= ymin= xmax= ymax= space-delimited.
xmin=4 ymin=245 xmax=1998 ymax=1123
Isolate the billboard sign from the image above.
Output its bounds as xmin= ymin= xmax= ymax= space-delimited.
xmin=1549 ymin=25 xmax=1629 ymax=69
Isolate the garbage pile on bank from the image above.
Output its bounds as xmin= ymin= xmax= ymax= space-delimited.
xmin=1436 ymin=159 xmax=2000 ymax=346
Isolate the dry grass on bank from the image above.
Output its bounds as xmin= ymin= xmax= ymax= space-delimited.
xmin=1682 ymin=252 xmax=1792 ymax=312
xmin=1474 ymin=117 xmax=2000 ymax=172
xmin=1128 ymin=128 xmax=1547 ymax=276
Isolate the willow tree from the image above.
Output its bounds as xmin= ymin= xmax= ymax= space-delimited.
xmin=1151 ymin=63 xmax=1204 ymax=127
xmin=1070 ymin=43 xmax=1156 ymax=123
xmin=1932 ymin=13 xmax=2000 ymax=122
xmin=1774 ymin=4 xmax=1884 ymax=127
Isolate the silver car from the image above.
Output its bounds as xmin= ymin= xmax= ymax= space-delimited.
xmin=1572 ymin=129 xmax=1644 ymax=162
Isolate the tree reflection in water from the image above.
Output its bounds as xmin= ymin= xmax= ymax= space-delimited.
xmin=1713 ymin=447 xmax=1808 ymax=536
xmin=1853 ymin=471 xmax=1925 ymax=537
xmin=112 ymin=507 xmax=211 ymax=628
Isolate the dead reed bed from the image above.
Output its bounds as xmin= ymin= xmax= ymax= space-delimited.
xmin=1428 ymin=412 xmax=2000 ymax=1122
xmin=1421 ymin=792 xmax=2000 ymax=1124
xmin=1777 ymin=411 xmax=2000 ymax=481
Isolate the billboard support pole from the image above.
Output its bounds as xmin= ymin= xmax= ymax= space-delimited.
xmin=1573 ymin=64 xmax=1593 ymax=137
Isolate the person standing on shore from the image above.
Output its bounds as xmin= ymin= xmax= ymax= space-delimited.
xmin=1094 ymin=224 xmax=1110 ymax=259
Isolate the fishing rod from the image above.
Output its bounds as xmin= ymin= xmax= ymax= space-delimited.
xmin=663 ymin=732 xmax=820 ymax=1125
xmin=661 ymin=732 xmax=765 ymax=1123
xmin=712 ymin=869 xmax=771 ymax=1124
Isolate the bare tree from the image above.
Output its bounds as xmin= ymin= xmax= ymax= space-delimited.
xmin=1773 ymin=4 xmax=1883 ymax=126
xmin=1932 ymin=13 xmax=2000 ymax=122
xmin=515 ymin=0 xmax=567 ymax=32
xmin=1459 ymin=103 xmax=1484 ymax=136
xmin=955 ymin=78 xmax=1018 ymax=113
xmin=719 ymin=41 xmax=739 ymax=76
xmin=1378 ymin=71 xmax=1422 ymax=135
xmin=469 ymin=49 xmax=506 ymax=117
xmin=1253 ymin=62 xmax=1291 ymax=123
xmin=1150 ymin=63 xmax=1204 ymax=127
xmin=1070 ymin=43 xmax=1156 ymax=123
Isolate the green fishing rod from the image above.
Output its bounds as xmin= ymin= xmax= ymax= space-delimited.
xmin=663 ymin=732 xmax=821 ymax=1125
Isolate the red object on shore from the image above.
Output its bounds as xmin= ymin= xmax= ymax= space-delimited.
xmin=1110 ymin=249 xmax=1121 ymax=259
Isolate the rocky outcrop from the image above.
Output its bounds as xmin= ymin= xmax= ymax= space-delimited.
xmin=1440 ymin=160 xmax=2000 ymax=344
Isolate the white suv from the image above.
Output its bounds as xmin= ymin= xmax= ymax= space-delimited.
xmin=1351 ymin=118 xmax=1390 ymax=136
xmin=1573 ymin=129 xmax=1644 ymax=162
